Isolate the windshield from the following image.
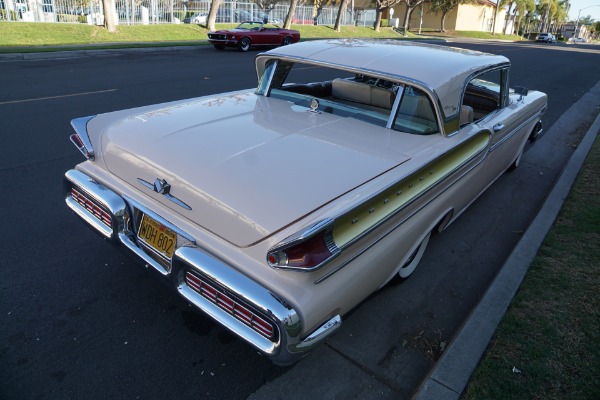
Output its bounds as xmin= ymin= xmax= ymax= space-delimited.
xmin=236 ymin=21 xmax=263 ymax=30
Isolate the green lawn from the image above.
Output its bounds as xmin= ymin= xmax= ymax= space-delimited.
xmin=463 ymin=134 xmax=600 ymax=399
xmin=0 ymin=21 xmax=404 ymax=50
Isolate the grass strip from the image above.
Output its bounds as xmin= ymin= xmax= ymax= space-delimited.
xmin=0 ymin=21 xmax=404 ymax=50
xmin=463 ymin=134 xmax=600 ymax=399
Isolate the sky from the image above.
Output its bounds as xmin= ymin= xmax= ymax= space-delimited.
xmin=567 ymin=0 xmax=600 ymax=22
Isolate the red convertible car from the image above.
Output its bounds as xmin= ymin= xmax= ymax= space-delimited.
xmin=207 ymin=21 xmax=300 ymax=52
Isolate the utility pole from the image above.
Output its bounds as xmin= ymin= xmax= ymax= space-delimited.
xmin=574 ymin=5 xmax=600 ymax=38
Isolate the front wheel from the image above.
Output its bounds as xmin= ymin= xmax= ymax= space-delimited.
xmin=282 ymin=36 xmax=293 ymax=46
xmin=238 ymin=37 xmax=251 ymax=52
xmin=397 ymin=232 xmax=431 ymax=279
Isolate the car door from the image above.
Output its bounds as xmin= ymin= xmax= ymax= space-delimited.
xmin=465 ymin=68 xmax=531 ymax=181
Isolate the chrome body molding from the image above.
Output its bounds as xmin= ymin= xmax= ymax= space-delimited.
xmin=288 ymin=315 xmax=341 ymax=352
xmin=64 ymin=169 xmax=341 ymax=365
xmin=489 ymin=110 xmax=544 ymax=153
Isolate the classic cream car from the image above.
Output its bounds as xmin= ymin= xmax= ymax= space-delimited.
xmin=64 ymin=40 xmax=546 ymax=365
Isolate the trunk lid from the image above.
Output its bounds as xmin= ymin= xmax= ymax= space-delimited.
xmin=101 ymin=91 xmax=411 ymax=246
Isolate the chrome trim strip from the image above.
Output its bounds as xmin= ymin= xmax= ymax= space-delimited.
xmin=136 ymin=178 xmax=192 ymax=210
xmin=489 ymin=111 xmax=542 ymax=153
xmin=315 ymin=140 xmax=489 ymax=284
xmin=70 ymin=116 xmax=96 ymax=160
xmin=173 ymin=246 xmax=305 ymax=364
xmin=272 ymin=218 xmax=333 ymax=250
xmin=64 ymin=169 xmax=127 ymax=240
xmin=119 ymin=232 xmax=171 ymax=276
xmin=386 ymin=85 xmax=405 ymax=129
xmin=123 ymin=195 xmax=195 ymax=244
xmin=289 ymin=315 xmax=341 ymax=352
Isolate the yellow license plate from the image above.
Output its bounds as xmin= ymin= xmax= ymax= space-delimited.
xmin=138 ymin=214 xmax=176 ymax=259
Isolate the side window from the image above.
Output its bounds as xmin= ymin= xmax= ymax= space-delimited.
xmin=461 ymin=69 xmax=507 ymax=124
xmin=393 ymin=86 xmax=439 ymax=135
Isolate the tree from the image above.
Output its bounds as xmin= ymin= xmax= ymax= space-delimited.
xmin=102 ymin=0 xmax=116 ymax=32
xmin=206 ymin=0 xmax=222 ymax=31
xmin=313 ymin=0 xmax=335 ymax=25
xmin=373 ymin=0 xmax=402 ymax=32
xmin=491 ymin=0 xmax=510 ymax=34
xmin=503 ymin=0 xmax=515 ymax=34
xmin=514 ymin=0 xmax=535 ymax=36
xmin=252 ymin=0 xmax=281 ymax=21
xmin=401 ymin=0 xmax=425 ymax=31
xmin=283 ymin=0 xmax=301 ymax=28
xmin=428 ymin=0 xmax=473 ymax=32
xmin=334 ymin=0 xmax=350 ymax=31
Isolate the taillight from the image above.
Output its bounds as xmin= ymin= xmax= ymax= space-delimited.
xmin=71 ymin=187 xmax=112 ymax=227
xmin=185 ymin=272 xmax=276 ymax=340
xmin=70 ymin=134 xmax=93 ymax=159
xmin=267 ymin=219 xmax=339 ymax=271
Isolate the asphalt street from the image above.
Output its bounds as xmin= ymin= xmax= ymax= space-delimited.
xmin=1 ymin=40 xmax=599 ymax=399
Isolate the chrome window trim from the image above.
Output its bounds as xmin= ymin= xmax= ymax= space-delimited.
xmin=256 ymin=55 xmax=446 ymax=136
xmin=449 ymin=63 xmax=512 ymax=137
xmin=386 ymin=85 xmax=405 ymax=129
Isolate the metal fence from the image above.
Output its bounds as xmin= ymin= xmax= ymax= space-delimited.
xmin=0 ymin=0 xmax=376 ymax=27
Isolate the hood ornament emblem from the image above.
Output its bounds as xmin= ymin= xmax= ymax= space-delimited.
xmin=137 ymin=178 xmax=192 ymax=210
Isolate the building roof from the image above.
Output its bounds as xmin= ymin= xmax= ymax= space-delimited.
xmin=256 ymin=39 xmax=509 ymax=118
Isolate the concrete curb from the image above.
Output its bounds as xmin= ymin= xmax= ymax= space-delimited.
xmin=413 ymin=111 xmax=600 ymax=400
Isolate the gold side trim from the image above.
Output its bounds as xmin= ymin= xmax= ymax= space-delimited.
xmin=332 ymin=132 xmax=490 ymax=247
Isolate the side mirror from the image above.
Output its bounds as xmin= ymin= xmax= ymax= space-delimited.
xmin=514 ymin=86 xmax=529 ymax=101
xmin=514 ymin=86 xmax=529 ymax=96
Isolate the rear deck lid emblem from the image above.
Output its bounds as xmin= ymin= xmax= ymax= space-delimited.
xmin=137 ymin=178 xmax=192 ymax=210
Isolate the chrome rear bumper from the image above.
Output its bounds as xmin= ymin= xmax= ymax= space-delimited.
xmin=64 ymin=169 xmax=341 ymax=365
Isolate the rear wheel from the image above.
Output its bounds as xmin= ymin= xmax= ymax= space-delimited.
xmin=397 ymin=232 xmax=431 ymax=279
xmin=238 ymin=37 xmax=251 ymax=52
xmin=529 ymin=122 xmax=543 ymax=142
xmin=282 ymin=36 xmax=293 ymax=46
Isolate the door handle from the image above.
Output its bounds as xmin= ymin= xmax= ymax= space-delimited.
xmin=493 ymin=123 xmax=504 ymax=133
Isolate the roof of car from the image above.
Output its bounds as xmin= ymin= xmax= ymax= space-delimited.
xmin=256 ymin=39 xmax=509 ymax=119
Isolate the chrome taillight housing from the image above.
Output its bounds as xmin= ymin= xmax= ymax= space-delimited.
xmin=185 ymin=272 xmax=276 ymax=340
xmin=69 ymin=116 xmax=95 ymax=160
xmin=267 ymin=219 xmax=340 ymax=271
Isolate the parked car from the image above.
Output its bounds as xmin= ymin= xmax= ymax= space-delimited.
xmin=183 ymin=12 xmax=207 ymax=25
xmin=536 ymin=32 xmax=556 ymax=43
xmin=571 ymin=37 xmax=587 ymax=43
xmin=64 ymin=40 xmax=547 ymax=365
xmin=208 ymin=21 xmax=300 ymax=51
